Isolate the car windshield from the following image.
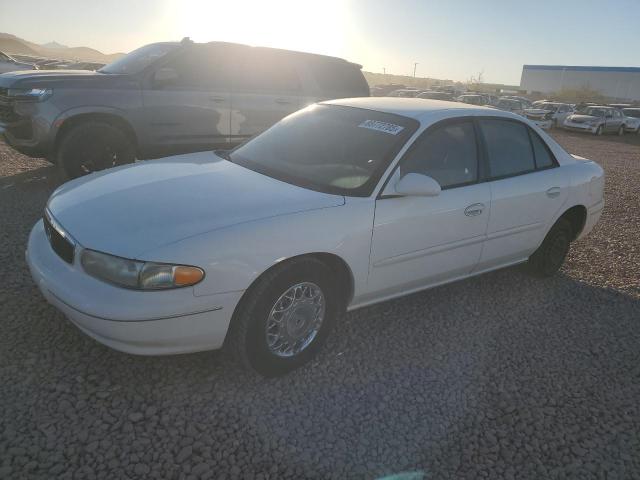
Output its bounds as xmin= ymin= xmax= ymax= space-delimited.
xmin=584 ymin=108 xmax=607 ymax=117
xmin=228 ymin=104 xmax=418 ymax=196
xmin=99 ymin=43 xmax=178 ymax=74
xmin=623 ymin=109 xmax=640 ymax=118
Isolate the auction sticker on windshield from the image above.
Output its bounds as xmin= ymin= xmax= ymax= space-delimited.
xmin=358 ymin=120 xmax=405 ymax=135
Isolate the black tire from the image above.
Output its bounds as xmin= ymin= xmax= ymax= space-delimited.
xmin=57 ymin=122 xmax=135 ymax=179
xmin=225 ymin=257 xmax=342 ymax=376
xmin=594 ymin=125 xmax=603 ymax=136
xmin=618 ymin=125 xmax=625 ymax=136
xmin=528 ymin=218 xmax=573 ymax=277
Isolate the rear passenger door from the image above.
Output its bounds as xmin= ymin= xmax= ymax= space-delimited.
xmin=476 ymin=119 xmax=569 ymax=271
xmin=230 ymin=50 xmax=302 ymax=144
xmin=141 ymin=45 xmax=232 ymax=153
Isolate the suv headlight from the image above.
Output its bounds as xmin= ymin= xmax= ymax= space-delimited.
xmin=81 ymin=249 xmax=204 ymax=290
xmin=7 ymin=87 xmax=53 ymax=102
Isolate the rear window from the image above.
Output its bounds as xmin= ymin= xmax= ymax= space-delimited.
xmin=309 ymin=60 xmax=369 ymax=99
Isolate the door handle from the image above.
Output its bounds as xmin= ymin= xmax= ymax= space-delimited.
xmin=275 ymin=98 xmax=293 ymax=105
xmin=464 ymin=203 xmax=485 ymax=217
xmin=209 ymin=96 xmax=226 ymax=103
xmin=546 ymin=187 xmax=561 ymax=198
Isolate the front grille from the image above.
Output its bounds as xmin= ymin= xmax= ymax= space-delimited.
xmin=44 ymin=214 xmax=75 ymax=264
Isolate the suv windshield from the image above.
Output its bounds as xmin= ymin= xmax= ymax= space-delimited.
xmin=228 ymin=104 xmax=417 ymax=196
xmin=99 ymin=43 xmax=178 ymax=74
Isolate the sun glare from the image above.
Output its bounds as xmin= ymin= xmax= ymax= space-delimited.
xmin=166 ymin=0 xmax=350 ymax=58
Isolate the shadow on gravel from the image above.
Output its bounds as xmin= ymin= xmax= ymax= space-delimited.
xmin=0 ymin=165 xmax=60 ymax=191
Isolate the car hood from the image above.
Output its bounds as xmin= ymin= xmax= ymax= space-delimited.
xmin=0 ymin=70 xmax=130 ymax=89
xmin=47 ymin=151 xmax=345 ymax=259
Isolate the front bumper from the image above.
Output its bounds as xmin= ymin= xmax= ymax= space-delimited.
xmin=27 ymin=220 xmax=243 ymax=355
xmin=563 ymin=121 xmax=597 ymax=133
xmin=624 ymin=124 xmax=640 ymax=133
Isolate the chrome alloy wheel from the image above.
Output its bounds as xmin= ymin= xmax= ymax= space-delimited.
xmin=266 ymin=282 xmax=326 ymax=358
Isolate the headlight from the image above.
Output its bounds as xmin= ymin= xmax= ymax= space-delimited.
xmin=7 ymin=87 xmax=53 ymax=102
xmin=81 ymin=249 xmax=204 ymax=290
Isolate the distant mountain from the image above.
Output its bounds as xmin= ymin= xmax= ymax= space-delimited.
xmin=0 ymin=32 xmax=124 ymax=63
xmin=41 ymin=41 xmax=68 ymax=49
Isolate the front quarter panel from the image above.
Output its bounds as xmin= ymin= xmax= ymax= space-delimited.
xmin=140 ymin=199 xmax=375 ymax=302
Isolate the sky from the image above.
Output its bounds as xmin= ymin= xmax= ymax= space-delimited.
xmin=1 ymin=0 xmax=639 ymax=85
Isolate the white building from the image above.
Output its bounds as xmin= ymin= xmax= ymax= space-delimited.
xmin=520 ymin=65 xmax=640 ymax=100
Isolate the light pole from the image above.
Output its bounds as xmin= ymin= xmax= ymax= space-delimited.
xmin=413 ymin=62 xmax=418 ymax=78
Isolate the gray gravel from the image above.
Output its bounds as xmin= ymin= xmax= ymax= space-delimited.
xmin=1 ymin=131 xmax=639 ymax=479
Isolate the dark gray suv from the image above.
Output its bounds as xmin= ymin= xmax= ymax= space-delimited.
xmin=0 ymin=39 xmax=369 ymax=177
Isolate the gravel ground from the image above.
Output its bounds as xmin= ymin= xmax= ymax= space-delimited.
xmin=0 ymin=131 xmax=639 ymax=480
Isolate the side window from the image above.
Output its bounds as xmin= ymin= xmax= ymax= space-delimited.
xmin=157 ymin=47 xmax=231 ymax=90
xmin=480 ymin=119 xmax=535 ymax=179
xmin=235 ymin=51 xmax=300 ymax=94
xmin=400 ymin=121 xmax=478 ymax=189
xmin=529 ymin=130 xmax=555 ymax=169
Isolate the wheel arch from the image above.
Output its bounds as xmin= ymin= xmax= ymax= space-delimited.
xmin=228 ymin=252 xmax=355 ymax=330
xmin=54 ymin=111 xmax=138 ymax=154
xmin=558 ymin=204 xmax=587 ymax=241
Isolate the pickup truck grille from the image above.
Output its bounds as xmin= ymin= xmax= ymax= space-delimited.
xmin=44 ymin=214 xmax=75 ymax=264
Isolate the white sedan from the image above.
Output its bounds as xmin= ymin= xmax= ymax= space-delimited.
xmin=27 ymin=98 xmax=605 ymax=376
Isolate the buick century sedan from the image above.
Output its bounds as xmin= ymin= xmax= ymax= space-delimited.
xmin=27 ymin=98 xmax=605 ymax=376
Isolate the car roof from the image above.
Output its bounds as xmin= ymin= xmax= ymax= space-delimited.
xmin=321 ymin=97 xmax=500 ymax=122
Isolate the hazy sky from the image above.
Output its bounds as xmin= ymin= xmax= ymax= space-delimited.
xmin=1 ymin=0 xmax=639 ymax=85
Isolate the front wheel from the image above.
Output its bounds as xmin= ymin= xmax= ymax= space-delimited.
xmin=528 ymin=218 xmax=573 ymax=277
xmin=57 ymin=122 xmax=135 ymax=179
xmin=225 ymin=257 xmax=342 ymax=376
xmin=593 ymin=125 xmax=603 ymax=136
xmin=618 ymin=125 xmax=625 ymax=136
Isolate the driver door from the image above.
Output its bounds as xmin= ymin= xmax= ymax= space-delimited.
xmin=367 ymin=119 xmax=491 ymax=299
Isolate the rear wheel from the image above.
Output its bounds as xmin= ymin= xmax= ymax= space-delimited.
xmin=57 ymin=122 xmax=135 ymax=179
xmin=528 ymin=218 xmax=573 ymax=277
xmin=225 ymin=257 xmax=342 ymax=376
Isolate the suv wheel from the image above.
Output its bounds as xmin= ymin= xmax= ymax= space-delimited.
xmin=225 ymin=257 xmax=342 ymax=376
xmin=57 ymin=122 xmax=135 ymax=179
xmin=594 ymin=125 xmax=603 ymax=136
xmin=528 ymin=218 xmax=572 ymax=277
xmin=618 ymin=125 xmax=625 ymax=136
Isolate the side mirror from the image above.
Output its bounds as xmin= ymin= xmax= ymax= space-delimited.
xmin=153 ymin=67 xmax=179 ymax=86
xmin=395 ymin=173 xmax=441 ymax=197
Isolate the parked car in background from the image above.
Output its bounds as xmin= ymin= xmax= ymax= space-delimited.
xmin=0 ymin=39 xmax=369 ymax=178
xmin=501 ymin=95 xmax=532 ymax=108
xmin=0 ymin=51 xmax=36 ymax=73
xmin=388 ymin=88 xmax=421 ymax=98
xmin=457 ymin=94 xmax=487 ymax=105
xmin=370 ymin=83 xmax=406 ymax=96
xmin=27 ymin=98 xmax=604 ymax=376
xmin=524 ymin=102 xmax=574 ymax=129
xmin=564 ymin=106 xmax=626 ymax=135
xmin=493 ymin=97 xmax=526 ymax=116
xmin=416 ymin=90 xmax=456 ymax=101
xmin=622 ymin=108 xmax=640 ymax=133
